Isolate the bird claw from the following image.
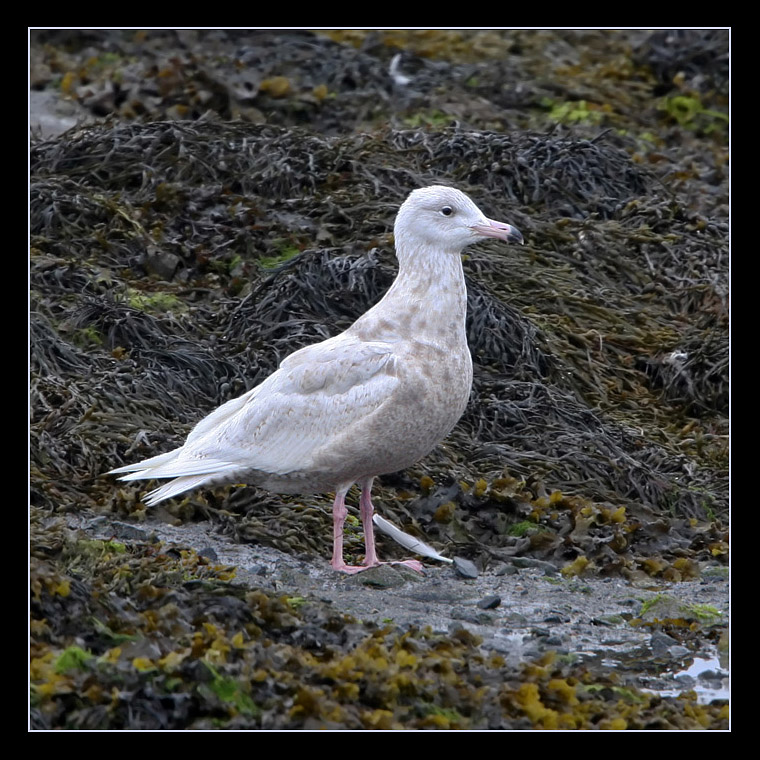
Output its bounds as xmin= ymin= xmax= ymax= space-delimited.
xmin=389 ymin=559 xmax=425 ymax=574
xmin=331 ymin=559 xmax=425 ymax=575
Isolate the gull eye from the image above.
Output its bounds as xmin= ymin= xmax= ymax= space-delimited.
xmin=440 ymin=206 xmax=454 ymax=217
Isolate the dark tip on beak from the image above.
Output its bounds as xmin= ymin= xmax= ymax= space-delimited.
xmin=506 ymin=227 xmax=524 ymax=245
xmin=471 ymin=219 xmax=524 ymax=245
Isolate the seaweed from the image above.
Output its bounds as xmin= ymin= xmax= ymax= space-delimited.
xmin=30 ymin=118 xmax=727 ymax=539
xmin=29 ymin=28 xmax=729 ymax=732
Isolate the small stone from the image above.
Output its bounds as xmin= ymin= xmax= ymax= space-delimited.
xmin=477 ymin=595 xmax=501 ymax=610
xmin=512 ymin=557 xmax=559 ymax=575
xmin=198 ymin=546 xmax=219 ymax=562
xmin=453 ymin=557 xmax=479 ymax=578
xmin=650 ymin=631 xmax=679 ymax=657
xmin=145 ymin=249 xmax=181 ymax=279
xmin=111 ymin=522 xmax=149 ymax=540
xmin=358 ymin=564 xmax=416 ymax=588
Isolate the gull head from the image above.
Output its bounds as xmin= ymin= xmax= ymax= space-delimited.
xmin=394 ymin=185 xmax=524 ymax=256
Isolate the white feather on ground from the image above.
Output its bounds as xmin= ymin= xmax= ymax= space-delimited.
xmin=372 ymin=514 xmax=453 ymax=564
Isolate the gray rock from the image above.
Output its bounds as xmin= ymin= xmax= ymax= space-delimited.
xmin=453 ymin=557 xmax=479 ymax=578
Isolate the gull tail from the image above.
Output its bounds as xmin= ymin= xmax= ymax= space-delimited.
xmin=109 ymin=449 xmax=239 ymax=506
xmin=109 ymin=450 xmax=181 ymax=476
xmin=140 ymin=475 xmax=217 ymax=507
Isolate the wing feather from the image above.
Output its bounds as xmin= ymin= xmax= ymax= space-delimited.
xmin=111 ymin=336 xmax=399 ymax=495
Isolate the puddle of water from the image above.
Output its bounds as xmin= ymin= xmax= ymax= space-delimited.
xmin=649 ymin=655 xmax=730 ymax=703
xmin=580 ymin=645 xmax=729 ymax=705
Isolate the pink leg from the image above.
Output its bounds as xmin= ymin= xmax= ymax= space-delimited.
xmin=359 ymin=480 xmax=424 ymax=574
xmin=330 ymin=487 xmax=358 ymax=573
xmin=329 ymin=482 xmax=424 ymax=574
xmin=359 ymin=480 xmax=380 ymax=567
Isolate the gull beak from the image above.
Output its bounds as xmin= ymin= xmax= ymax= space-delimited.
xmin=471 ymin=218 xmax=524 ymax=245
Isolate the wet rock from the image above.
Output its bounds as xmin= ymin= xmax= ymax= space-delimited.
xmin=477 ymin=595 xmax=502 ymax=610
xmin=650 ymin=631 xmax=680 ymax=657
xmin=453 ymin=557 xmax=479 ymax=578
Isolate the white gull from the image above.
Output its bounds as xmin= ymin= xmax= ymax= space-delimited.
xmin=110 ymin=186 xmax=523 ymax=573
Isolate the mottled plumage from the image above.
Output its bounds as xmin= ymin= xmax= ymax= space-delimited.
xmin=110 ymin=186 xmax=523 ymax=572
